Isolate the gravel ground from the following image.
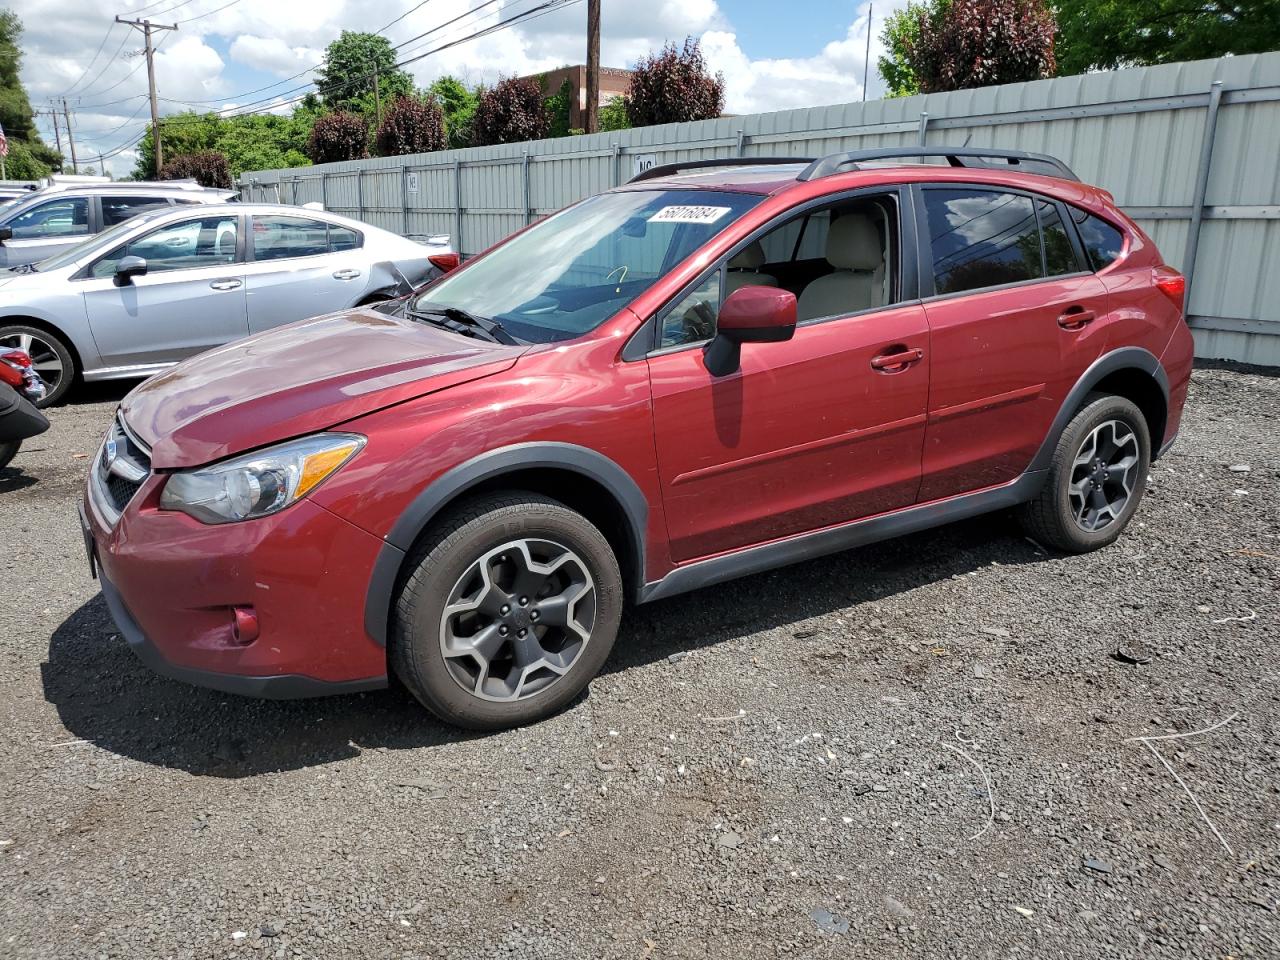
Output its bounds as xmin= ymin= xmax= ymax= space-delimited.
xmin=1 ymin=367 xmax=1277 ymax=960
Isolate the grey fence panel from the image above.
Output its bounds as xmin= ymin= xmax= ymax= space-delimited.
xmin=240 ymin=51 xmax=1280 ymax=365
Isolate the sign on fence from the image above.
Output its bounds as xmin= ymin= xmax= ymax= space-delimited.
xmin=632 ymin=154 xmax=658 ymax=178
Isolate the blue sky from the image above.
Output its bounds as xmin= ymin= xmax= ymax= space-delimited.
xmin=12 ymin=0 xmax=901 ymax=175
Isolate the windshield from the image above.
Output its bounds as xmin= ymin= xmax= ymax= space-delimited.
xmin=413 ymin=189 xmax=763 ymax=343
xmin=30 ymin=209 xmax=175 ymax=273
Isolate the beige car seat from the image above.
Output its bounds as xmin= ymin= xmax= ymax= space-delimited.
xmin=724 ymin=240 xmax=779 ymax=295
xmin=797 ymin=215 xmax=884 ymax=321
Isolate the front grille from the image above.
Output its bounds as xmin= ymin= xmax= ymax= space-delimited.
xmin=95 ymin=416 xmax=152 ymax=520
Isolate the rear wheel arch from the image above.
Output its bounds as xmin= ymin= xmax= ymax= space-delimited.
xmin=1030 ymin=347 xmax=1169 ymax=476
xmin=1090 ymin=367 xmax=1167 ymax=455
xmin=363 ymin=443 xmax=649 ymax=648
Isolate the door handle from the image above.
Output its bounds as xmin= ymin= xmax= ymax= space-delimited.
xmin=209 ymin=279 xmax=242 ymax=291
xmin=870 ymin=346 xmax=924 ymax=372
xmin=333 ymin=269 xmax=361 ymax=280
xmin=1057 ymin=307 xmax=1096 ymax=330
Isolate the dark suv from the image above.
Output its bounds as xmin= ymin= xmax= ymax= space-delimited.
xmin=81 ymin=147 xmax=1194 ymax=729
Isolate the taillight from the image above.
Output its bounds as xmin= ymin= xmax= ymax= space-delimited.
xmin=1153 ymin=267 xmax=1185 ymax=313
xmin=1 ymin=349 xmax=33 ymax=367
xmin=428 ymin=252 xmax=460 ymax=273
xmin=0 ymin=363 xmax=21 ymax=388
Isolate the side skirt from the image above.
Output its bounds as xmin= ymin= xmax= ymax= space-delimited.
xmin=638 ymin=468 xmax=1047 ymax=604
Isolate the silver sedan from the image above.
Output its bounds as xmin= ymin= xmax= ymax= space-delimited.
xmin=0 ymin=203 xmax=452 ymax=404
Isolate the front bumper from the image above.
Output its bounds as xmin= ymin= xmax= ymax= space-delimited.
xmin=81 ymin=465 xmax=390 ymax=698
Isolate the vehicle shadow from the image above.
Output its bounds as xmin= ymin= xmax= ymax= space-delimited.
xmin=0 ymin=466 xmax=39 ymax=493
xmin=42 ymin=514 xmax=1048 ymax=779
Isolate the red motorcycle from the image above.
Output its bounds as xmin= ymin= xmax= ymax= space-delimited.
xmin=0 ymin=348 xmax=49 ymax=471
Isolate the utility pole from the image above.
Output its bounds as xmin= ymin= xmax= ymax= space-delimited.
xmin=372 ymin=64 xmax=382 ymax=127
xmin=115 ymin=15 xmax=178 ymax=173
xmin=862 ymin=3 xmax=873 ymax=102
xmin=41 ymin=108 xmax=63 ymax=162
xmin=585 ymin=0 xmax=600 ymax=134
xmin=61 ymin=99 xmax=78 ymax=172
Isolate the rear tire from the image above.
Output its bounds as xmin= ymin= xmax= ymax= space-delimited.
xmin=0 ymin=440 xmax=19 ymax=471
xmin=391 ymin=492 xmax=623 ymax=730
xmin=0 ymin=324 xmax=76 ymax=407
xmin=1017 ymin=393 xmax=1151 ymax=553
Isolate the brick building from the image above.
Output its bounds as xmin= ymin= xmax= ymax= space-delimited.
xmin=523 ymin=65 xmax=634 ymax=130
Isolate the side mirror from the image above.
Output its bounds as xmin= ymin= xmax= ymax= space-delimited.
xmin=703 ymin=285 xmax=797 ymax=376
xmin=0 ymin=226 xmax=11 ymax=244
xmin=114 ymin=256 xmax=148 ymax=286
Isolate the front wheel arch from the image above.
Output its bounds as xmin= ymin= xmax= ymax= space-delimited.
xmin=363 ymin=444 xmax=650 ymax=648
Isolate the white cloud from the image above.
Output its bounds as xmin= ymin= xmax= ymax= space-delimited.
xmin=229 ymin=35 xmax=321 ymax=77
xmin=8 ymin=0 xmax=909 ymax=178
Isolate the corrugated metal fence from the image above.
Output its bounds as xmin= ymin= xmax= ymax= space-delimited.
xmin=240 ymin=52 xmax=1280 ymax=365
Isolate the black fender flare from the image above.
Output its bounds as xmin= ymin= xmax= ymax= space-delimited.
xmin=363 ymin=442 xmax=649 ymax=647
xmin=1027 ymin=346 xmax=1169 ymax=475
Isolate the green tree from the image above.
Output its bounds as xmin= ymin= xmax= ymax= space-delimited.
xmin=879 ymin=3 xmax=931 ymax=98
xmin=135 ymin=108 xmax=318 ymax=181
xmin=545 ymin=77 xmax=574 ymax=137
xmin=427 ymin=76 xmax=479 ymax=149
xmin=599 ymin=95 xmax=630 ymax=132
xmin=0 ymin=11 xmax=62 ymax=175
xmin=1056 ymin=0 xmax=1280 ymax=75
xmin=315 ymin=32 xmax=413 ymax=113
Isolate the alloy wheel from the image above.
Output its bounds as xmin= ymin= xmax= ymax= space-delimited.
xmin=438 ymin=538 xmax=596 ymax=702
xmin=1068 ymin=419 xmax=1140 ymax=532
xmin=0 ymin=331 xmax=63 ymax=396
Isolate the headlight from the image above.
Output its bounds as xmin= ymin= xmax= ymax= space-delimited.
xmin=160 ymin=433 xmax=365 ymax=524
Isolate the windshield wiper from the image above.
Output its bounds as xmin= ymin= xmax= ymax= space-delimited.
xmin=408 ymin=303 xmax=521 ymax=345
xmin=7 ymin=263 xmax=36 ymax=274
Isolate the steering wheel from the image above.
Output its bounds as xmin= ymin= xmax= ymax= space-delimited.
xmin=684 ymin=299 xmax=717 ymax=341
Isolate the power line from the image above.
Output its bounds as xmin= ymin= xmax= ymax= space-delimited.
xmin=62 ymin=29 xmax=133 ymax=102
xmin=52 ymin=23 xmax=120 ymax=98
xmin=87 ymin=0 xmax=583 ymax=161
xmin=176 ymin=0 xmax=245 ymax=24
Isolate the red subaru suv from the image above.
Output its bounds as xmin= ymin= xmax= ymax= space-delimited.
xmin=80 ymin=147 xmax=1193 ymax=729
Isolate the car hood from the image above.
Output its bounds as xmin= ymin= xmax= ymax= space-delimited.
xmin=122 ymin=310 xmax=527 ymax=469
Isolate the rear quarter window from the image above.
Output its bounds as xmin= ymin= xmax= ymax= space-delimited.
xmin=1070 ymin=208 xmax=1126 ymax=270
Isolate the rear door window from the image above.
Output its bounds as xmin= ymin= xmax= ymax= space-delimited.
xmin=1037 ymin=200 xmax=1082 ymax=276
xmin=923 ymin=189 xmax=1041 ymax=294
xmin=101 ymin=195 xmax=171 ymax=227
xmin=1070 ymin=208 xmax=1125 ymax=270
xmin=923 ymin=188 xmax=1093 ymax=295
xmin=251 ymin=216 xmax=333 ymax=261
xmin=329 ymin=225 xmax=362 ymax=251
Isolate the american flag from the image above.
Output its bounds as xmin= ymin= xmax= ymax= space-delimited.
xmin=0 ymin=122 xmax=8 ymax=158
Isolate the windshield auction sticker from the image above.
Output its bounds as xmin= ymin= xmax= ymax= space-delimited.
xmin=647 ymin=205 xmax=733 ymax=224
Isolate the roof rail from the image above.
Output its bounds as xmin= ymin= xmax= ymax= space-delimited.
xmin=797 ymin=147 xmax=1079 ymax=182
xmin=629 ymin=156 xmax=814 ymax=184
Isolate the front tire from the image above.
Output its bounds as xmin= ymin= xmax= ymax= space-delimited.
xmin=392 ymin=492 xmax=623 ymax=730
xmin=0 ymin=324 xmax=76 ymax=407
xmin=1017 ymin=393 xmax=1151 ymax=553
